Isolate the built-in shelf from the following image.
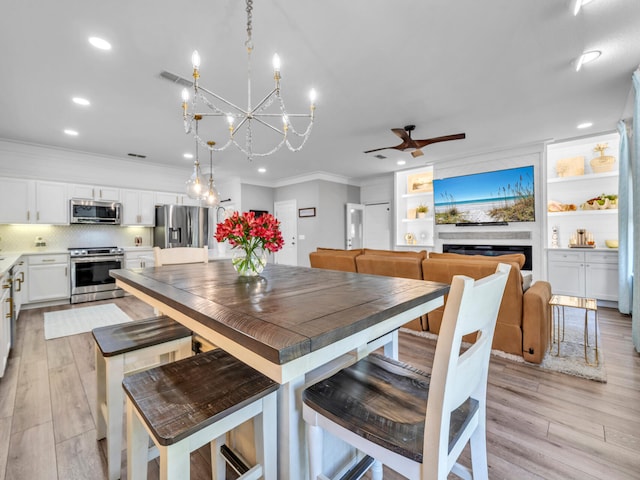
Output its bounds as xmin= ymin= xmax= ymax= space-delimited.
xmin=547 ymin=171 xmax=618 ymax=184
xmin=401 ymin=192 xmax=434 ymax=199
xmin=401 ymin=217 xmax=434 ymax=223
xmin=548 ymin=209 xmax=618 ymax=217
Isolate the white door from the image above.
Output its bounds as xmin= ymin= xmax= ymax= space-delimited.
xmin=346 ymin=203 xmax=364 ymax=250
xmin=274 ymin=200 xmax=298 ymax=266
xmin=364 ymin=203 xmax=391 ymax=249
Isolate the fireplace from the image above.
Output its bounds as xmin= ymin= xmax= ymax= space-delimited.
xmin=442 ymin=244 xmax=532 ymax=271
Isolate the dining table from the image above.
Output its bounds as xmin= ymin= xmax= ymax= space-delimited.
xmin=111 ymin=260 xmax=449 ymax=479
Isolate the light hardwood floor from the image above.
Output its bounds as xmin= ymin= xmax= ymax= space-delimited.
xmin=0 ymin=298 xmax=638 ymax=479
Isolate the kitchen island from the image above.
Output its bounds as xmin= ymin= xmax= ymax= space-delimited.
xmin=112 ymin=261 xmax=449 ymax=479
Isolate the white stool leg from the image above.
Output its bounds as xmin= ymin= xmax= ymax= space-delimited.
xmin=95 ymin=345 xmax=107 ymax=440
xmin=257 ymin=392 xmax=277 ymax=479
xmin=370 ymin=459 xmax=383 ymax=480
xmin=126 ymin=399 xmax=149 ymax=480
xmin=210 ymin=435 xmax=226 ymax=479
xmin=105 ymin=355 xmax=125 ymax=480
xmin=160 ymin=441 xmax=191 ymax=480
xmin=307 ymin=423 xmax=323 ymax=480
xmin=469 ymin=416 xmax=489 ymax=480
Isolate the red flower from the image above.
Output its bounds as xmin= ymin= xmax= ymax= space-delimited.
xmin=215 ymin=211 xmax=284 ymax=254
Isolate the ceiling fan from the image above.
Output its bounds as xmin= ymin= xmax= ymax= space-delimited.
xmin=364 ymin=125 xmax=466 ymax=158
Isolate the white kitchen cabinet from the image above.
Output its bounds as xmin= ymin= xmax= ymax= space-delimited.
xmin=12 ymin=257 xmax=26 ymax=319
xmin=547 ymin=249 xmax=618 ymax=301
xmin=70 ymin=184 xmax=120 ymax=202
xmin=1 ymin=271 xmax=12 ymax=377
xmin=394 ymin=166 xmax=435 ymax=247
xmin=27 ymin=254 xmax=70 ymax=303
xmin=155 ymin=191 xmax=201 ymax=206
xmin=121 ymin=189 xmax=155 ymax=226
xmin=0 ymin=178 xmax=68 ymax=224
xmin=124 ymin=248 xmax=155 ymax=269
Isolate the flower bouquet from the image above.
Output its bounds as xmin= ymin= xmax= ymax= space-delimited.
xmin=215 ymin=211 xmax=284 ymax=276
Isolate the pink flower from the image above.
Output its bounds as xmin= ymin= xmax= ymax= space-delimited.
xmin=215 ymin=211 xmax=284 ymax=255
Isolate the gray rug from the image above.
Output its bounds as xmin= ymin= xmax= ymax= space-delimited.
xmin=44 ymin=303 xmax=133 ymax=340
xmin=401 ymin=307 xmax=606 ymax=383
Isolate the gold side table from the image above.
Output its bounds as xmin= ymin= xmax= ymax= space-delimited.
xmin=548 ymin=295 xmax=599 ymax=366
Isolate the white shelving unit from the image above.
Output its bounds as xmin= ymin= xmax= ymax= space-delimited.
xmin=394 ymin=166 xmax=435 ymax=247
xmin=546 ymin=132 xmax=619 ymax=249
xmin=546 ymin=132 xmax=619 ymax=303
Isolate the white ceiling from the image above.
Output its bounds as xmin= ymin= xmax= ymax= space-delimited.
xmin=1 ymin=0 xmax=639 ymax=186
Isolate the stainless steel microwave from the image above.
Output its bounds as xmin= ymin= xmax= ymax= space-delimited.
xmin=70 ymin=199 xmax=122 ymax=224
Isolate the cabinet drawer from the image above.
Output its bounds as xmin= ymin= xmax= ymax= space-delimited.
xmin=27 ymin=254 xmax=69 ymax=265
xmin=586 ymin=251 xmax=618 ymax=264
xmin=548 ymin=250 xmax=583 ymax=262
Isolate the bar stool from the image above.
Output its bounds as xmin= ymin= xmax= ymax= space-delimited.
xmin=123 ymin=349 xmax=278 ymax=480
xmin=93 ymin=315 xmax=193 ymax=480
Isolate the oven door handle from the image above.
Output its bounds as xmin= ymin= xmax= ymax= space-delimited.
xmin=70 ymin=256 xmax=124 ymax=263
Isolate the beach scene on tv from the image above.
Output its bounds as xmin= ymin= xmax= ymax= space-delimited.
xmin=433 ymin=165 xmax=535 ymax=224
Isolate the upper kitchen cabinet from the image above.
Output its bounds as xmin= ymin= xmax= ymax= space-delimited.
xmin=121 ymin=189 xmax=155 ymax=226
xmin=70 ymin=184 xmax=120 ymax=202
xmin=394 ymin=166 xmax=435 ymax=247
xmin=155 ymin=191 xmax=201 ymax=206
xmin=0 ymin=178 xmax=68 ymax=224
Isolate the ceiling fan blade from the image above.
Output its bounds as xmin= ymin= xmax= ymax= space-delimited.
xmin=391 ymin=128 xmax=410 ymax=141
xmin=363 ymin=146 xmax=395 ymax=154
xmin=413 ymin=133 xmax=466 ymax=149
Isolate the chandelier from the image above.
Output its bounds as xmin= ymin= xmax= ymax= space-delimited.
xmin=180 ymin=0 xmax=317 ymax=162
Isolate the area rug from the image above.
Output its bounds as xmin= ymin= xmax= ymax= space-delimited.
xmin=401 ymin=307 xmax=607 ymax=383
xmin=44 ymin=303 xmax=133 ymax=340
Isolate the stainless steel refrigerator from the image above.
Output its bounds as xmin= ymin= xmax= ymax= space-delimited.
xmin=154 ymin=205 xmax=212 ymax=248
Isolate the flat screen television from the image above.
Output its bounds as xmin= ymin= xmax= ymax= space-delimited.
xmin=433 ymin=165 xmax=535 ymax=225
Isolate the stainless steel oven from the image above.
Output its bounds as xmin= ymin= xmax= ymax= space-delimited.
xmin=69 ymin=247 xmax=125 ymax=303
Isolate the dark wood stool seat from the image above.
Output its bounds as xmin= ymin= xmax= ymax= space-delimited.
xmin=123 ymin=349 xmax=279 ymax=479
xmin=92 ymin=315 xmax=191 ymax=356
xmin=93 ymin=315 xmax=193 ymax=480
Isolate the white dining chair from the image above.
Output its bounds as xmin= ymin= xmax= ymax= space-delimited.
xmin=302 ymin=263 xmax=511 ymax=480
xmin=153 ymin=245 xmax=209 ymax=266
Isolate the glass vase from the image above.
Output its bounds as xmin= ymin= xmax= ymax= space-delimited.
xmin=231 ymin=247 xmax=268 ymax=276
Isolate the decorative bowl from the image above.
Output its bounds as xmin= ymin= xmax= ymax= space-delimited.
xmin=605 ymin=239 xmax=618 ymax=248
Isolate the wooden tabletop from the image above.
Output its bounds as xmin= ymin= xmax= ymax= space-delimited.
xmin=111 ymin=262 xmax=449 ymax=366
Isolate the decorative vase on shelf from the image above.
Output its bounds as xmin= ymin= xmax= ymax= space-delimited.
xmin=232 ymin=247 xmax=268 ymax=276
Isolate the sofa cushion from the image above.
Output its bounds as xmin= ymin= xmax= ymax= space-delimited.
xmin=428 ymin=251 xmax=526 ymax=269
xmin=356 ymin=254 xmax=423 ymax=280
xmin=309 ymin=249 xmax=361 ymax=272
xmin=363 ymin=248 xmax=427 ymax=260
xmin=421 ymin=257 xmax=524 ymax=356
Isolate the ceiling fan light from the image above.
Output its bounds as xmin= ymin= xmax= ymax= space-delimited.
xmin=411 ymin=149 xmax=424 ymax=158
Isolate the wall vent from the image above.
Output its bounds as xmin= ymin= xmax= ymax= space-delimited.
xmin=159 ymin=70 xmax=194 ymax=87
xmin=128 ymin=153 xmax=147 ymax=159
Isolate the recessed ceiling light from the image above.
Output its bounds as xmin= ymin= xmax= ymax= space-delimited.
xmin=183 ymin=153 xmax=193 ymax=159
xmin=397 ymin=160 xmax=406 ymax=166
xmin=72 ymin=97 xmax=90 ymax=106
xmin=64 ymin=129 xmax=79 ymax=136
xmin=258 ymin=167 xmax=267 ymax=173
xmin=577 ymin=122 xmax=593 ymax=129
xmin=575 ymin=50 xmax=601 ymax=72
xmin=89 ymin=36 xmax=111 ymax=50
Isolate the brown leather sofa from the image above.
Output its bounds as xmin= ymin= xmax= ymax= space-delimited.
xmin=309 ymin=248 xmax=551 ymax=364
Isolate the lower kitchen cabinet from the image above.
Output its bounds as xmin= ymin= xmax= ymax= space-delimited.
xmin=12 ymin=257 xmax=26 ymax=319
xmin=124 ymin=248 xmax=155 ymax=269
xmin=1 ymin=271 xmax=12 ymax=377
xmin=27 ymin=253 xmax=70 ymax=303
xmin=547 ymin=249 xmax=618 ymax=301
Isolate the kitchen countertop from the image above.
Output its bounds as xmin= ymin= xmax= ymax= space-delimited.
xmin=0 ymin=252 xmax=24 ymax=277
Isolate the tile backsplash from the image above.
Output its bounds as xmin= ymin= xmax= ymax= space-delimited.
xmin=0 ymin=224 xmax=153 ymax=252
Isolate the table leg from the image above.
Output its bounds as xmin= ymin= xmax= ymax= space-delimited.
xmin=278 ymin=376 xmax=307 ymax=480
